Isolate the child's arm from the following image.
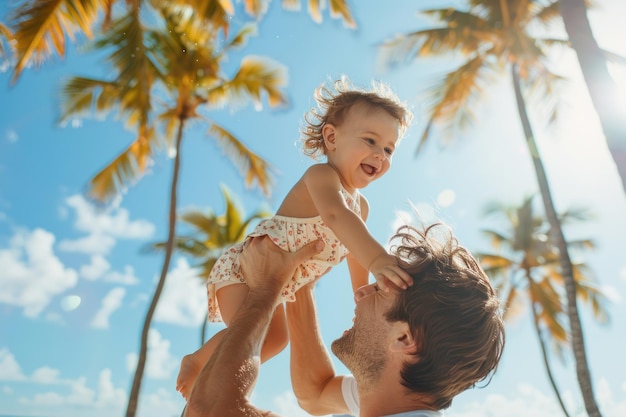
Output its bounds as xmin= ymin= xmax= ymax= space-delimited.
xmin=303 ymin=164 xmax=412 ymax=291
xmin=346 ymin=254 xmax=369 ymax=293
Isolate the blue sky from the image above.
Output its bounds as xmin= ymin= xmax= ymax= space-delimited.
xmin=1 ymin=1 xmax=626 ymax=417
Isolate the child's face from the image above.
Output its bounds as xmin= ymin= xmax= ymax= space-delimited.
xmin=324 ymin=103 xmax=401 ymax=191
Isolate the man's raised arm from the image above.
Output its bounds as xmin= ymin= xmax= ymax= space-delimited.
xmin=287 ymin=284 xmax=352 ymax=416
xmin=184 ymin=237 xmax=323 ymax=417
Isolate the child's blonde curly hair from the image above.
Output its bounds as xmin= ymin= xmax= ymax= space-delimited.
xmin=301 ymin=76 xmax=413 ymax=159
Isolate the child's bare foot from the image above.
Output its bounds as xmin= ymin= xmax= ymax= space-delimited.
xmin=176 ymin=353 xmax=203 ymax=400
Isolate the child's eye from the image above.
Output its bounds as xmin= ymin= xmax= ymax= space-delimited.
xmin=384 ymin=147 xmax=394 ymax=155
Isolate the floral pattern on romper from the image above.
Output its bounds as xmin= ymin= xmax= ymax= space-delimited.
xmin=206 ymin=187 xmax=361 ymax=322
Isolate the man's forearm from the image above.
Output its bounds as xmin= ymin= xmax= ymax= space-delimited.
xmin=287 ymin=286 xmax=348 ymax=415
xmin=186 ymin=287 xmax=280 ymax=417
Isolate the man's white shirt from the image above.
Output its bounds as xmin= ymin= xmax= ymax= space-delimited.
xmin=340 ymin=375 xmax=444 ymax=417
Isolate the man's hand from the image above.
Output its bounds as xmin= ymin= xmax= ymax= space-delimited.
xmin=240 ymin=236 xmax=325 ymax=295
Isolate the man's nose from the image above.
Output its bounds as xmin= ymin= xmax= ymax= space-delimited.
xmin=354 ymin=284 xmax=377 ymax=303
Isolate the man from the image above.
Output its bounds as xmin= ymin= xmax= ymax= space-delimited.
xmin=184 ymin=223 xmax=505 ymax=417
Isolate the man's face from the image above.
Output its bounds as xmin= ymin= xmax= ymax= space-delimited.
xmin=331 ymin=284 xmax=399 ymax=388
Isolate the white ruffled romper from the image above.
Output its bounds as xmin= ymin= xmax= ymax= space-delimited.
xmin=206 ymin=186 xmax=361 ymax=322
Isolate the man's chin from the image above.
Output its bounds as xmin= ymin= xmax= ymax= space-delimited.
xmin=331 ymin=331 xmax=352 ymax=359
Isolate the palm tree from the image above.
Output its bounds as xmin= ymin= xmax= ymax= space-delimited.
xmin=59 ymin=4 xmax=287 ymax=416
xmin=378 ymin=1 xmax=603 ymax=415
xmin=478 ymin=196 xmax=608 ymax=417
xmin=5 ymin=0 xmax=355 ymax=83
xmin=557 ymin=0 xmax=626 ymax=194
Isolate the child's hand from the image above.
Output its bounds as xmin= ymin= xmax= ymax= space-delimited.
xmin=369 ymin=253 xmax=413 ymax=291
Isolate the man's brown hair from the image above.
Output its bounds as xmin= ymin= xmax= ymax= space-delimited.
xmin=386 ymin=223 xmax=505 ymax=410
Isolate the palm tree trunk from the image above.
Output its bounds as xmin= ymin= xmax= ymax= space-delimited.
xmin=557 ymin=0 xmax=626 ymax=194
xmin=125 ymin=120 xmax=185 ymax=417
xmin=511 ymin=63 xmax=602 ymax=417
xmin=526 ymin=272 xmax=572 ymax=417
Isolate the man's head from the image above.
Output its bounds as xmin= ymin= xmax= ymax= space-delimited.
xmin=301 ymin=76 xmax=412 ymax=160
xmin=332 ymin=223 xmax=505 ymax=409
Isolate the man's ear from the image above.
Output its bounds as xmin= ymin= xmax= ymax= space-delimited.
xmin=322 ymin=124 xmax=337 ymax=151
xmin=389 ymin=322 xmax=419 ymax=355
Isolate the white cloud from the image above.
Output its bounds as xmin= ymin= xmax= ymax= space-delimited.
xmin=31 ymin=367 xmax=61 ymax=384
xmin=0 ymin=228 xmax=78 ymax=317
xmin=91 ymin=287 xmax=126 ymax=329
xmin=126 ymin=329 xmax=178 ymax=380
xmin=103 ymin=265 xmax=139 ymax=285
xmin=0 ymin=348 xmax=26 ymax=381
xmin=79 ymin=255 xmax=138 ymax=285
xmin=272 ymin=390 xmax=325 ymax=416
xmin=31 ymin=391 xmax=65 ymax=406
xmin=80 ymin=255 xmax=111 ymax=280
xmin=59 ymin=233 xmax=117 ymax=256
xmin=445 ymin=381 xmax=626 ymax=417
xmin=59 ymin=194 xmax=154 ymax=256
xmin=94 ymin=369 xmax=126 ymax=408
xmin=4 ymin=348 xmax=126 ymax=412
xmin=154 ymin=258 xmax=207 ymax=327
xmin=138 ymin=388 xmax=184 ymax=417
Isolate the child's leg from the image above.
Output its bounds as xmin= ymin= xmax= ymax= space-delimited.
xmin=176 ymin=283 xmax=288 ymax=400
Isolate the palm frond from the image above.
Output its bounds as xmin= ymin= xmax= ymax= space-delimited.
xmin=573 ymin=276 xmax=610 ymax=324
xmin=419 ymin=52 xmax=497 ymax=151
xmin=208 ymin=123 xmax=274 ymax=195
xmin=10 ymin=0 xmax=101 ymax=83
xmin=87 ymin=125 xmax=160 ymax=202
xmin=379 ymin=15 xmax=492 ymax=70
xmin=164 ymin=0 xmax=232 ymax=35
xmin=241 ymin=0 xmax=268 ymax=17
xmin=0 ymin=22 xmax=14 ymax=58
xmin=558 ymin=206 xmax=594 ymax=223
xmin=327 ymin=0 xmax=356 ymax=28
xmin=519 ymin=55 xmax=563 ymax=126
xmin=478 ymin=253 xmax=515 ymax=272
xmin=206 ymin=56 xmax=288 ymax=109
xmin=278 ymin=0 xmax=355 ymax=27
xmin=566 ymin=238 xmax=595 ymax=251
xmin=93 ymin=13 xmax=155 ymax=127
xmin=60 ymin=76 xmax=117 ymax=120
xmin=221 ymin=23 xmax=257 ymax=52
xmin=533 ymin=1 xmax=561 ymax=25
xmin=480 ymin=229 xmax=511 ymax=250
xmin=603 ymin=49 xmax=626 ymax=66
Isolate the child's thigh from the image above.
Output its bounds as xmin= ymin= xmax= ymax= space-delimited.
xmin=215 ymin=283 xmax=250 ymax=326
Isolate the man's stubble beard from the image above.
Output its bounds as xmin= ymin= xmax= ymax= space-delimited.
xmin=331 ymin=324 xmax=388 ymax=392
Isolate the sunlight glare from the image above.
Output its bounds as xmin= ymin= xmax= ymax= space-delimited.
xmin=60 ymin=295 xmax=81 ymax=311
xmin=437 ymin=189 xmax=456 ymax=208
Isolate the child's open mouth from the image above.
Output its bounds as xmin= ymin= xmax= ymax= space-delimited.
xmin=361 ymin=164 xmax=377 ymax=176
